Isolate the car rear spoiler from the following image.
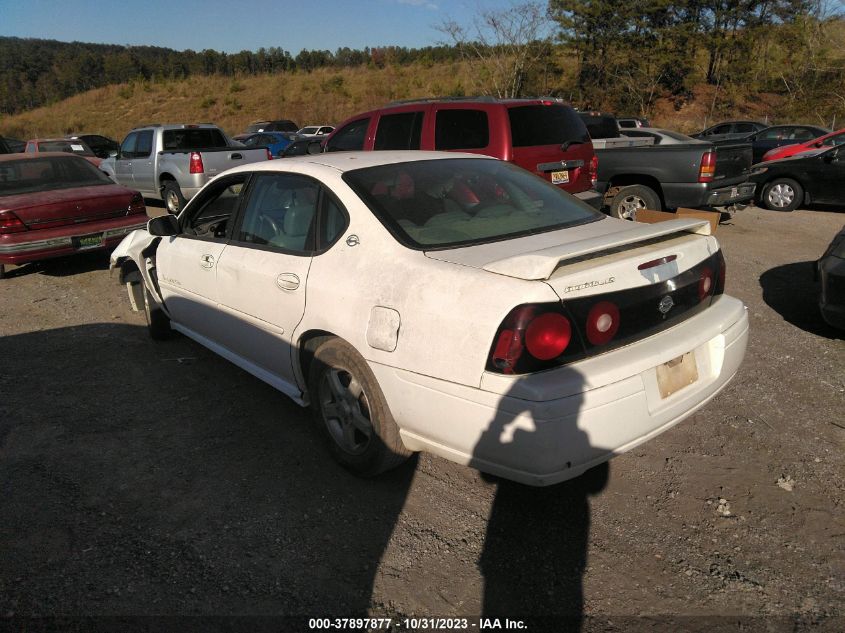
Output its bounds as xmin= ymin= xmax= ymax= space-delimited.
xmin=482 ymin=218 xmax=712 ymax=280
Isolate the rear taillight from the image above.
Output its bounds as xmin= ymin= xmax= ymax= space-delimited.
xmin=698 ymin=266 xmax=714 ymax=301
xmin=0 ymin=211 xmax=27 ymax=234
xmin=699 ymin=151 xmax=716 ymax=182
xmin=489 ymin=304 xmax=581 ymax=374
xmin=189 ymin=151 xmax=204 ymax=174
xmin=715 ymin=250 xmax=726 ymax=295
xmin=128 ymin=193 xmax=145 ymax=215
xmin=589 ymin=154 xmax=598 ymax=188
xmin=586 ymin=301 xmax=620 ymax=345
xmin=266 ymin=148 xmax=273 ymax=161
xmin=525 ymin=313 xmax=572 ymax=360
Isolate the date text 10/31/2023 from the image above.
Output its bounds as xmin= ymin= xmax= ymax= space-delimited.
xmin=307 ymin=617 xmax=528 ymax=630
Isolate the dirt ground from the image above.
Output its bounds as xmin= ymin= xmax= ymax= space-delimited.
xmin=0 ymin=205 xmax=843 ymax=632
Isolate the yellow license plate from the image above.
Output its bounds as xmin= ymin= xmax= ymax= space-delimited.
xmin=656 ymin=352 xmax=698 ymax=399
xmin=551 ymin=170 xmax=570 ymax=185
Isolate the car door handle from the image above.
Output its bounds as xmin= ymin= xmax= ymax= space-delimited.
xmin=276 ymin=273 xmax=300 ymax=291
xmin=200 ymin=254 xmax=215 ymax=269
xmin=230 ymin=153 xmax=243 ymax=160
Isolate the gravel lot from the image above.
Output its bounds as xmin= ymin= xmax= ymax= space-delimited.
xmin=0 ymin=205 xmax=843 ymax=632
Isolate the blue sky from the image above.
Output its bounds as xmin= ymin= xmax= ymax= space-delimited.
xmin=0 ymin=0 xmax=523 ymax=54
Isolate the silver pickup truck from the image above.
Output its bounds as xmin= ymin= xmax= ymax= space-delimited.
xmin=100 ymin=124 xmax=270 ymax=212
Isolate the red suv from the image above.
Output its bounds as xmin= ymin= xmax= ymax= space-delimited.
xmin=324 ymin=97 xmax=601 ymax=208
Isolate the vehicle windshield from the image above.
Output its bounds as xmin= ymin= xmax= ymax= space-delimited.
xmin=343 ymin=158 xmax=602 ymax=250
xmin=0 ymin=156 xmax=113 ymax=196
xmin=39 ymin=140 xmax=95 ymax=156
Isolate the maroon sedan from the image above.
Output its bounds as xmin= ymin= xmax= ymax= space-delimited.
xmin=0 ymin=153 xmax=147 ymax=278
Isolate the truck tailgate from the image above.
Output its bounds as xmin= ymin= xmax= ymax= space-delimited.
xmin=193 ymin=147 xmax=270 ymax=177
xmin=714 ymin=142 xmax=752 ymax=183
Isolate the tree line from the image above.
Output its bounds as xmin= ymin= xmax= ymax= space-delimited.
xmin=0 ymin=37 xmax=463 ymax=115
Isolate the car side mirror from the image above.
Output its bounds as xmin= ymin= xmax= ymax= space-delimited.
xmin=109 ymin=150 xmax=118 ymax=157
xmin=815 ymin=141 xmax=823 ymax=147
xmin=147 ymin=214 xmax=180 ymax=236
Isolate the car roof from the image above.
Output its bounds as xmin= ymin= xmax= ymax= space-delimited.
xmin=223 ymin=150 xmax=495 ymax=176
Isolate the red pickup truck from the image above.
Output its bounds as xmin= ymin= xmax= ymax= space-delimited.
xmin=324 ymin=97 xmax=601 ymax=208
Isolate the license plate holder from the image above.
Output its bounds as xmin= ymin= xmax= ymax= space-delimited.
xmin=656 ymin=352 xmax=698 ymax=399
xmin=73 ymin=233 xmax=104 ymax=250
xmin=551 ymin=170 xmax=570 ymax=185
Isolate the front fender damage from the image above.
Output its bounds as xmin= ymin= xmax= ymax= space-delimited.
xmin=110 ymin=229 xmax=165 ymax=311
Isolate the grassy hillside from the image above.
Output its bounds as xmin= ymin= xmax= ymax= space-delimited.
xmin=1 ymin=47 xmax=841 ymax=143
xmin=0 ymin=62 xmax=476 ymax=141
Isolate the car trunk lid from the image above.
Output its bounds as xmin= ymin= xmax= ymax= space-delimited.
xmin=0 ymin=185 xmax=138 ymax=230
xmin=425 ymin=217 xmax=713 ymax=286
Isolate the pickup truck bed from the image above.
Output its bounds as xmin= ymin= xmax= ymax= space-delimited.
xmin=595 ymin=141 xmax=755 ymax=218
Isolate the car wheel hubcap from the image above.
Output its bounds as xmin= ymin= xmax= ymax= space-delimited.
xmin=618 ymin=195 xmax=647 ymax=220
xmin=768 ymin=184 xmax=794 ymax=208
xmin=320 ymin=368 xmax=373 ymax=455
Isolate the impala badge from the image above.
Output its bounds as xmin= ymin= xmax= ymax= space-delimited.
xmin=658 ymin=295 xmax=674 ymax=315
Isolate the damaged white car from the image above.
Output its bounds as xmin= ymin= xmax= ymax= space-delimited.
xmin=111 ymin=151 xmax=749 ymax=486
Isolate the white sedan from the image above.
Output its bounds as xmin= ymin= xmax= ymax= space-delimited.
xmin=111 ymin=151 xmax=749 ymax=486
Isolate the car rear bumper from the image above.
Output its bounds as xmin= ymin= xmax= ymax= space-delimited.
xmin=370 ymin=295 xmax=749 ymax=486
xmin=818 ymin=255 xmax=845 ymax=329
xmin=662 ymin=181 xmax=756 ymax=209
xmin=0 ymin=216 xmax=147 ymax=265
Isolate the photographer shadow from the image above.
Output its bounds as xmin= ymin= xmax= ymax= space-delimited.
xmin=471 ymin=373 xmax=608 ymax=629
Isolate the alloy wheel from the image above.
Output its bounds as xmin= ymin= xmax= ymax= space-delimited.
xmin=319 ymin=368 xmax=373 ymax=456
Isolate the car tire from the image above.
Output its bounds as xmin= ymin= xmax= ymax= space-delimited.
xmin=608 ymin=185 xmax=661 ymax=221
xmin=760 ymin=178 xmax=802 ymax=212
xmin=309 ymin=337 xmax=412 ymax=477
xmin=143 ymin=283 xmax=171 ymax=340
xmin=162 ymin=180 xmax=186 ymax=214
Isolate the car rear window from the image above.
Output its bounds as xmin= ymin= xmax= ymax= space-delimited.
xmin=510 ymin=105 xmax=591 ymax=146
xmin=38 ymin=141 xmax=95 ymax=156
xmin=0 ymin=156 xmax=112 ymax=196
xmin=343 ymin=158 xmax=601 ymax=250
xmin=162 ymin=129 xmax=227 ymax=150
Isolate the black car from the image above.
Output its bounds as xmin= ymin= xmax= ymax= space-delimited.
xmin=692 ymin=120 xmax=768 ymax=143
xmin=67 ymin=134 xmax=120 ymax=159
xmin=279 ymin=138 xmax=323 ymax=157
xmin=244 ymin=120 xmax=299 ymax=134
xmin=751 ymin=145 xmax=845 ymax=211
xmin=742 ymin=125 xmax=830 ymax=163
xmin=817 ymin=224 xmax=845 ymax=329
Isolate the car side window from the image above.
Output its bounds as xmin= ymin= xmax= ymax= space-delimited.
xmin=134 ymin=131 xmax=153 ymax=158
xmin=734 ymin=123 xmax=755 ymax=134
xmin=326 ymin=118 xmax=370 ymax=152
xmin=320 ymin=194 xmax=349 ymax=249
xmin=435 ymin=109 xmax=489 ymax=150
xmin=710 ymin=124 xmax=731 ymax=135
xmin=182 ymin=176 xmax=247 ymax=240
xmin=120 ymin=133 xmax=137 ymax=159
xmin=374 ymin=111 xmax=424 ymax=150
xmin=237 ymin=173 xmax=319 ymax=253
xmin=790 ymin=128 xmax=816 ymax=141
xmin=828 ymin=133 xmax=845 ymax=147
xmin=758 ymin=128 xmax=785 ymax=140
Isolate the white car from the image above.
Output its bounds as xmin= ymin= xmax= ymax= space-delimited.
xmin=111 ymin=151 xmax=749 ymax=486
xmin=295 ymin=125 xmax=334 ymax=139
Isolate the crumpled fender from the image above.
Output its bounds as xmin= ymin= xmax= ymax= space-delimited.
xmin=110 ymin=228 xmax=164 ymax=306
